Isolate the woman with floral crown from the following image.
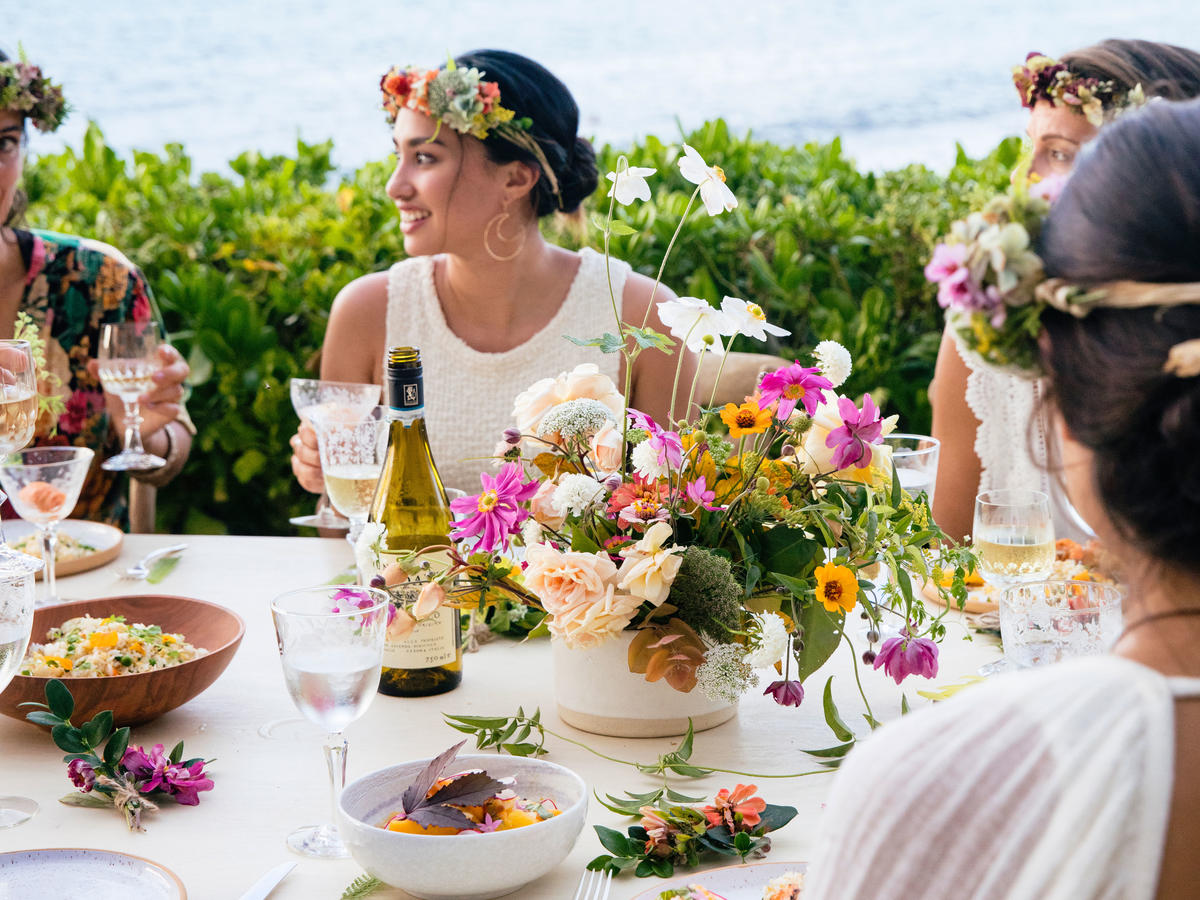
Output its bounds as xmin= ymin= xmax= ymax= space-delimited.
xmin=807 ymin=95 xmax=1200 ymax=900
xmin=290 ymin=49 xmax=695 ymax=495
xmin=928 ymin=39 xmax=1200 ymax=544
xmin=0 ymin=48 xmax=192 ymax=527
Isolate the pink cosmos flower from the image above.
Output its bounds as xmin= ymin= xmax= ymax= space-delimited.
xmin=873 ymin=631 xmax=939 ymax=684
xmin=628 ymin=409 xmax=682 ymax=468
xmin=763 ymin=679 xmax=804 ymax=707
xmin=826 ymin=394 xmax=885 ymax=470
xmin=450 ymin=462 xmax=539 ymax=554
xmin=758 ymin=363 xmax=833 ymax=419
xmin=923 ymin=242 xmax=968 ymax=283
xmin=685 ymin=476 xmax=722 ymax=511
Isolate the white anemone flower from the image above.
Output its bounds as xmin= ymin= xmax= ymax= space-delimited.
xmin=656 ymin=296 xmax=734 ymax=354
xmin=720 ymin=296 xmax=790 ymax=342
xmin=605 ymin=165 xmax=656 ymax=205
xmin=812 ymin=340 xmax=853 ymax=388
xmin=677 ymin=143 xmax=738 ymax=216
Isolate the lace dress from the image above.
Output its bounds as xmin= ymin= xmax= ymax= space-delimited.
xmin=383 ymin=248 xmax=627 ymax=492
xmin=804 ymin=655 xmax=1200 ymax=899
xmin=960 ymin=342 xmax=1093 ymax=542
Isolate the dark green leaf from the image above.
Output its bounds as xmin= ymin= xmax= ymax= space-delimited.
xmin=168 ymin=740 xmax=185 ymax=764
xmin=822 ymin=676 xmax=855 ymax=742
xmin=563 ymin=333 xmax=625 ymax=354
xmin=51 ymin=723 xmax=87 ymax=754
xmin=594 ymin=824 xmax=637 ymax=857
xmin=757 ymin=802 xmax=799 ymax=833
xmin=793 ymin=603 xmax=842 ymax=683
xmin=104 ymin=727 xmax=131 ymax=768
xmin=24 ymin=710 xmax=63 ymax=728
xmin=45 ymin=679 xmax=74 ymax=720
xmin=804 ymin=740 xmax=856 ymax=758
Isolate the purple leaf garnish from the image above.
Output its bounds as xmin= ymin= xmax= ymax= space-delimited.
xmin=401 ymin=740 xmax=467 ymax=813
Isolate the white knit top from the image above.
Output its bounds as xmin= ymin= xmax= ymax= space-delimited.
xmin=805 ymin=655 xmax=1200 ymax=899
xmin=384 ymin=247 xmax=627 ymax=492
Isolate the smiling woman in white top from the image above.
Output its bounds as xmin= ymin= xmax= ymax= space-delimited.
xmin=289 ymin=49 xmax=693 ymax=493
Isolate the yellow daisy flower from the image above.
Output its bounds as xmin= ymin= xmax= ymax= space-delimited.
xmin=720 ymin=400 xmax=773 ymax=438
xmin=815 ymin=562 xmax=859 ymax=614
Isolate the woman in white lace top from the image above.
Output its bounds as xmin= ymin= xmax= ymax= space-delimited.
xmin=930 ymin=40 xmax=1200 ymax=543
xmin=291 ymin=50 xmax=693 ymax=493
xmin=807 ymin=97 xmax=1200 ymax=900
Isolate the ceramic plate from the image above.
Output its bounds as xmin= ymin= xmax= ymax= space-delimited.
xmin=0 ymin=848 xmax=186 ymax=897
xmin=922 ymin=578 xmax=997 ymax=613
xmin=630 ymin=861 xmax=807 ymax=899
xmin=4 ymin=519 xmax=123 ymax=578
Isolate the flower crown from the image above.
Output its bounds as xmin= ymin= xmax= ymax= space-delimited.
xmin=0 ymin=58 xmax=67 ymax=133
xmin=1012 ymin=52 xmax=1145 ymax=127
xmin=380 ymin=60 xmax=560 ymax=201
xmin=926 ymin=177 xmax=1200 ymax=377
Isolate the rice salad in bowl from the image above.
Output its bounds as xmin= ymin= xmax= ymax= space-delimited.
xmin=20 ymin=614 xmax=209 ymax=678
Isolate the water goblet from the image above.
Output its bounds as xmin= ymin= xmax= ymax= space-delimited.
xmin=1000 ymin=580 xmax=1122 ymax=669
xmin=288 ymin=379 xmax=381 ymax=530
xmin=0 ymin=447 xmax=95 ymax=606
xmin=311 ymin=406 xmax=387 ymax=549
xmin=0 ymin=554 xmax=43 ymax=827
xmin=883 ymin=433 xmax=940 ymax=506
xmin=0 ymin=340 xmax=38 ymax=562
xmin=271 ymin=585 xmax=388 ymax=858
xmin=97 ymin=321 xmax=166 ymax=471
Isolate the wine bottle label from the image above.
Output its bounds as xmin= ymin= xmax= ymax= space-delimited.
xmin=382 ymin=606 xmax=459 ymax=669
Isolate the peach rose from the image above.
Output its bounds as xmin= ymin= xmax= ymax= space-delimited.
xmin=511 ymin=364 xmax=624 ymax=443
xmin=546 ymin=584 xmax=642 ymax=650
xmin=529 ymin=480 xmax=566 ymax=530
xmin=617 ymin=521 xmax=683 ymax=606
xmin=413 ymin=581 xmax=447 ymax=618
xmin=588 ymin=421 xmax=624 ymax=474
xmin=523 ymin=544 xmax=618 ymax=615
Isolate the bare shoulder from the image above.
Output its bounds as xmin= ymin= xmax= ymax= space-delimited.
xmin=621 ymin=270 xmax=677 ymax=328
xmin=323 ymin=271 xmax=390 ymax=383
xmin=329 ymin=271 xmax=390 ymax=322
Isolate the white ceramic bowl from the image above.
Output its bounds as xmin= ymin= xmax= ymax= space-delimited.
xmin=338 ymin=754 xmax=587 ymax=900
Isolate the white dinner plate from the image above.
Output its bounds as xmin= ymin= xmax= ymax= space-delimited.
xmin=0 ymin=848 xmax=186 ymax=898
xmin=4 ymin=519 xmax=124 ymax=578
xmin=630 ymin=860 xmax=807 ymax=899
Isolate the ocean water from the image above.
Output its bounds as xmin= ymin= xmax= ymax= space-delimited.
xmin=4 ymin=0 xmax=1199 ymax=174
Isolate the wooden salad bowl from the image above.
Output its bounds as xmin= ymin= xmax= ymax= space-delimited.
xmin=0 ymin=595 xmax=245 ymax=728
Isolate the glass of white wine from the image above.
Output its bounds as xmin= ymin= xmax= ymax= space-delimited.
xmin=0 ymin=447 xmax=95 ymax=606
xmin=271 ymin=585 xmax=388 ymax=858
xmin=0 ymin=340 xmax=39 ymax=564
xmin=288 ymin=379 xmax=381 ymax=530
xmin=97 ymin=321 xmax=165 ymax=472
xmin=0 ymin=552 xmax=42 ymax=827
xmin=311 ymin=406 xmax=387 ymax=549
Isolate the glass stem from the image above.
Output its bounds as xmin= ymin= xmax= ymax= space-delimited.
xmin=121 ymin=397 xmax=146 ymax=456
xmin=41 ymin=524 xmax=58 ymax=602
xmin=324 ymin=732 xmax=347 ymax=830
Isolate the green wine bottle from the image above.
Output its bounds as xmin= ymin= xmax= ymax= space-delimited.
xmin=368 ymin=346 xmax=462 ymax=697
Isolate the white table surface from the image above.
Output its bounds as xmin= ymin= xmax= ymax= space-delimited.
xmin=0 ymin=534 xmax=1000 ymax=899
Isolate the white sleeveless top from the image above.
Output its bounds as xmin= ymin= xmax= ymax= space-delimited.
xmin=805 ymin=655 xmax=1200 ymax=899
xmin=959 ymin=340 xmax=1093 ymax=542
xmin=384 ymin=248 xmax=627 ymax=492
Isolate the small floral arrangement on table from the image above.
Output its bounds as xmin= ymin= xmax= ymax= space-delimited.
xmin=22 ymin=680 xmax=213 ymax=831
xmin=378 ymin=144 xmax=973 ymax=720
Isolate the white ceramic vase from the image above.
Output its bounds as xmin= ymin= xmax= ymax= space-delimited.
xmin=552 ymin=631 xmax=737 ymax=738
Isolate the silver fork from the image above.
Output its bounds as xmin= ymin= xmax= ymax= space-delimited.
xmin=573 ymin=868 xmax=612 ymax=900
xmin=120 ymin=543 xmax=188 ymax=581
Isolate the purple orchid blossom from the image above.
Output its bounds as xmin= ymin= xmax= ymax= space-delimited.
xmin=685 ymin=476 xmax=722 ymax=511
xmin=826 ymin=394 xmax=885 ymax=470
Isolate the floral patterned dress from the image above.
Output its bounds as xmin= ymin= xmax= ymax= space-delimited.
xmin=16 ymin=228 xmax=157 ymax=526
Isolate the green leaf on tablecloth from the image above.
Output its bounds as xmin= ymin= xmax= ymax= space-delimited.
xmin=822 ymin=676 xmax=855 ymax=742
xmin=339 ymin=873 xmax=383 ymax=899
xmin=145 ymin=555 xmax=181 ymax=584
xmin=326 ymin=567 xmax=358 ymax=585
xmin=664 ymin=787 xmax=707 ymax=803
xmin=595 ymin=824 xmax=639 ymax=856
xmin=81 ymin=710 xmax=113 ymax=750
xmin=46 ymin=677 xmax=74 ymax=720
xmin=59 ymin=792 xmax=113 ymax=809
xmin=51 ymin=722 xmax=87 ymax=754
xmin=803 ymin=740 xmax=855 ymax=759
xmin=792 ymin=602 xmax=842 ymax=684
xmin=23 ymin=710 xmax=63 ymax=728
xmin=104 ymin=727 xmax=131 ymax=768
xmin=757 ymin=802 xmax=799 ymax=832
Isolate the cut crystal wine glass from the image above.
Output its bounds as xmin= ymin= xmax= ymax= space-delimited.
xmin=0 ymin=340 xmax=39 ymax=566
xmin=97 ymin=321 xmax=166 ymax=472
xmin=0 ymin=555 xmax=43 ymax=827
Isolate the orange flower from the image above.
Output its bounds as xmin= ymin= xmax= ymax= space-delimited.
xmin=720 ymin=400 xmax=773 ymax=437
xmin=815 ymin=562 xmax=859 ymax=614
xmin=702 ymin=784 xmax=766 ymax=832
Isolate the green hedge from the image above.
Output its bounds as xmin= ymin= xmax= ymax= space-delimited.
xmin=24 ymin=120 xmax=1017 ymax=535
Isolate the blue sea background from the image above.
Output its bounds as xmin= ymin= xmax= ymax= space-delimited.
xmin=4 ymin=0 xmax=1199 ymax=174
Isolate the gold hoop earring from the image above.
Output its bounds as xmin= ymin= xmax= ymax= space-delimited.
xmin=483 ymin=209 xmax=526 ymax=262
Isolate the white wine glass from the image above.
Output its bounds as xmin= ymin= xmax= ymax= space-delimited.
xmin=973 ymin=488 xmax=1054 ymax=675
xmin=883 ymin=433 xmax=940 ymax=506
xmin=288 ymin=379 xmax=381 ymax=530
xmin=97 ymin=321 xmax=165 ymax=472
xmin=0 ymin=447 xmax=95 ymax=606
xmin=0 ymin=553 xmax=42 ymax=827
xmin=0 ymin=340 xmax=38 ymax=564
xmin=311 ymin=406 xmax=387 ymax=550
xmin=271 ymin=585 xmax=388 ymax=858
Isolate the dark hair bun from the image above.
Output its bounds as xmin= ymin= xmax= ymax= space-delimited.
xmin=1038 ymin=98 xmax=1200 ymax=572
xmin=453 ymin=49 xmax=596 ymax=217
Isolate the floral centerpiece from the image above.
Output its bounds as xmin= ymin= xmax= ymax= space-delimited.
xmin=372 ymin=146 xmax=972 ymax=729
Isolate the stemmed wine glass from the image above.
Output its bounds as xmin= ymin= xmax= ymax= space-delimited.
xmin=288 ymin=379 xmax=381 ymax=530
xmin=271 ymin=585 xmax=388 ymax=858
xmin=0 ymin=556 xmax=43 ymax=826
xmin=97 ymin=321 xmax=165 ymax=471
xmin=0 ymin=340 xmax=39 ymax=563
xmin=973 ymin=489 xmax=1055 ymax=674
xmin=0 ymin=447 xmax=95 ymax=606
xmin=310 ymin=406 xmax=386 ymax=551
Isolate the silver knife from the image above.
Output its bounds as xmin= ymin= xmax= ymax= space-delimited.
xmin=237 ymin=862 xmax=297 ymax=900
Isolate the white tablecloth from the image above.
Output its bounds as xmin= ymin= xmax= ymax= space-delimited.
xmin=0 ymin=534 xmax=999 ymax=899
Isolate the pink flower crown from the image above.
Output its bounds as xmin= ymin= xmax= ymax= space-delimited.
xmin=380 ymin=60 xmax=560 ymax=202
xmin=0 ymin=58 xmax=67 ymax=133
xmin=1012 ymin=52 xmax=1145 ymax=127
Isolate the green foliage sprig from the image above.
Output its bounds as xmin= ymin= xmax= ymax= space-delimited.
xmin=12 ymin=309 xmax=65 ymax=424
